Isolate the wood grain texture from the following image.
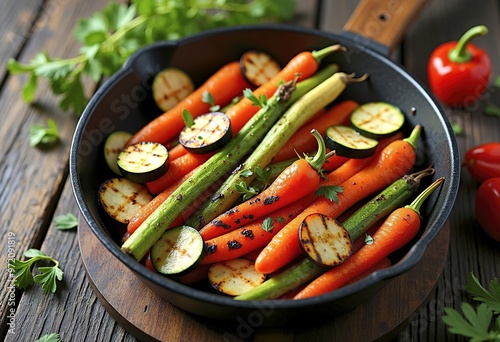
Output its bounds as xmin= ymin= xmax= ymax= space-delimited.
xmin=0 ymin=0 xmax=119 ymax=339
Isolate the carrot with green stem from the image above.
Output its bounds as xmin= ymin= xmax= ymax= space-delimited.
xmin=294 ymin=177 xmax=444 ymax=299
xmin=272 ymin=100 xmax=358 ymax=162
xmin=122 ymin=67 xmax=336 ymax=261
xmin=126 ymin=61 xmax=250 ymax=146
xmin=254 ymin=125 xmax=421 ymax=275
xmin=187 ymin=71 xmax=366 ymax=230
xmin=227 ymin=45 xmax=346 ymax=135
xmin=198 ymin=129 xmax=327 ymax=240
xmin=201 ymin=133 xmax=406 ymax=261
xmin=234 ymin=165 xmax=436 ymax=301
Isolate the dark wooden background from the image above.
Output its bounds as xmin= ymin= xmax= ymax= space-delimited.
xmin=1 ymin=0 xmax=499 ymax=341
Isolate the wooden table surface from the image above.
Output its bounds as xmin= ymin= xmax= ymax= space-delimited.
xmin=1 ymin=0 xmax=499 ymax=341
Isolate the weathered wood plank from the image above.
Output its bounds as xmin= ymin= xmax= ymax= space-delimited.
xmin=0 ymin=0 xmax=44 ymax=80
xmin=0 ymin=0 xmax=118 ymax=338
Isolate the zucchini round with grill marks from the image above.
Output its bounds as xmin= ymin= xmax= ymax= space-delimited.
xmin=240 ymin=50 xmax=281 ymax=87
xmin=98 ymin=178 xmax=153 ymax=224
xmin=208 ymin=258 xmax=266 ymax=296
xmin=350 ymin=102 xmax=405 ymax=138
xmin=179 ymin=112 xmax=232 ymax=154
xmin=104 ymin=131 xmax=132 ymax=175
xmin=117 ymin=142 xmax=170 ymax=183
xmin=150 ymin=225 xmax=204 ymax=276
xmin=152 ymin=68 xmax=194 ymax=112
xmin=325 ymin=125 xmax=379 ymax=158
xmin=299 ymin=213 xmax=353 ymax=267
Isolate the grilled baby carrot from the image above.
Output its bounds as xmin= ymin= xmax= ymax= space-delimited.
xmin=234 ymin=166 xmax=435 ymax=301
xmin=126 ymin=61 xmax=250 ymax=146
xmin=254 ymin=126 xmax=421 ymax=275
xmin=199 ymin=129 xmax=327 ymax=240
xmin=294 ymin=177 xmax=444 ymax=299
xmin=201 ymin=200 xmax=309 ymax=264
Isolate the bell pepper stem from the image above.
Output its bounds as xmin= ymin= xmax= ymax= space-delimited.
xmin=448 ymin=25 xmax=488 ymax=63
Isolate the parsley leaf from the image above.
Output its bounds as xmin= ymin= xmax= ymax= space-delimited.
xmin=8 ymin=249 xmax=63 ymax=294
xmin=364 ymin=234 xmax=374 ymax=245
xmin=202 ymin=91 xmax=220 ymax=112
xmin=261 ymin=217 xmax=274 ymax=232
xmin=29 ymin=119 xmax=59 ymax=147
xmin=442 ymin=273 xmax=500 ymax=340
xmin=243 ymin=88 xmax=267 ymax=107
xmin=182 ymin=109 xmax=195 ymax=128
xmin=315 ymin=185 xmax=344 ymax=203
xmin=466 ymin=273 xmax=500 ymax=313
xmin=240 ymin=169 xmax=253 ymax=178
xmin=254 ymin=165 xmax=272 ymax=188
xmin=35 ymin=333 xmax=62 ymax=342
xmin=235 ymin=181 xmax=259 ymax=200
xmin=54 ymin=213 xmax=78 ymax=230
xmin=8 ymin=0 xmax=295 ymax=115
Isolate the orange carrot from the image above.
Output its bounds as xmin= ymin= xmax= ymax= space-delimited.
xmin=167 ymin=144 xmax=188 ymax=160
xmin=127 ymin=168 xmax=200 ymax=234
xmin=293 ymin=177 xmax=443 ymax=299
xmin=272 ymin=100 xmax=358 ymax=162
xmin=226 ymin=45 xmax=345 ymax=135
xmin=342 ymin=257 xmax=392 ymax=287
xmin=146 ymin=152 xmax=214 ymax=194
xmin=126 ymin=61 xmax=250 ymax=146
xmin=254 ymin=126 xmax=421 ymax=274
xmin=201 ymin=199 xmax=309 ymax=265
xmin=199 ymin=130 xmax=328 ymax=240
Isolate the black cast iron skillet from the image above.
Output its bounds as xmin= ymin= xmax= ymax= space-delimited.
xmin=70 ymin=0 xmax=460 ymax=326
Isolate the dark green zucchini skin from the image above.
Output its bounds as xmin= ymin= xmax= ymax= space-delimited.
xmin=117 ymin=141 xmax=170 ymax=183
xmin=350 ymin=102 xmax=405 ymax=139
xmin=150 ymin=225 xmax=204 ymax=276
xmin=179 ymin=112 xmax=232 ymax=154
xmin=325 ymin=125 xmax=378 ymax=159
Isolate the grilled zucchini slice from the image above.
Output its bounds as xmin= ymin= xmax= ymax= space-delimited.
xmin=208 ymin=258 xmax=266 ymax=296
xmin=150 ymin=225 xmax=204 ymax=276
xmin=325 ymin=125 xmax=379 ymax=158
xmin=104 ymin=131 xmax=132 ymax=176
xmin=152 ymin=68 xmax=194 ymax=112
xmin=117 ymin=142 xmax=169 ymax=183
xmin=240 ymin=50 xmax=281 ymax=87
xmin=350 ymin=102 xmax=405 ymax=138
xmin=179 ymin=112 xmax=232 ymax=154
xmin=98 ymin=178 xmax=153 ymax=224
xmin=299 ymin=213 xmax=352 ymax=267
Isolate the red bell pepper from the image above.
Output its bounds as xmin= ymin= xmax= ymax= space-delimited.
xmin=428 ymin=25 xmax=491 ymax=107
xmin=463 ymin=142 xmax=500 ymax=183
xmin=475 ymin=177 xmax=500 ymax=242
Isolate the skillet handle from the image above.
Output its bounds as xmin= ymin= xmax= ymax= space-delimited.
xmin=341 ymin=0 xmax=429 ymax=56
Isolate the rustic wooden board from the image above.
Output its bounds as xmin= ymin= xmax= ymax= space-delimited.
xmin=78 ymin=215 xmax=449 ymax=342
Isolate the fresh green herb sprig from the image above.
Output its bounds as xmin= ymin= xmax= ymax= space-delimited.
xmin=54 ymin=213 xmax=78 ymax=230
xmin=7 ymin=0 xmax=295 ymax=115
xmin=29 ymin=119 xmax=60 ymax=147
xmin=315 ymin=185 xmax=343 ymax=203
xmin=8 ymin=249 xmax=63 ymax=294
xmin=35 ymin=333 xmax=62 ymax=342
xmin=442 ymin=272 xmax=500 ymax=340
